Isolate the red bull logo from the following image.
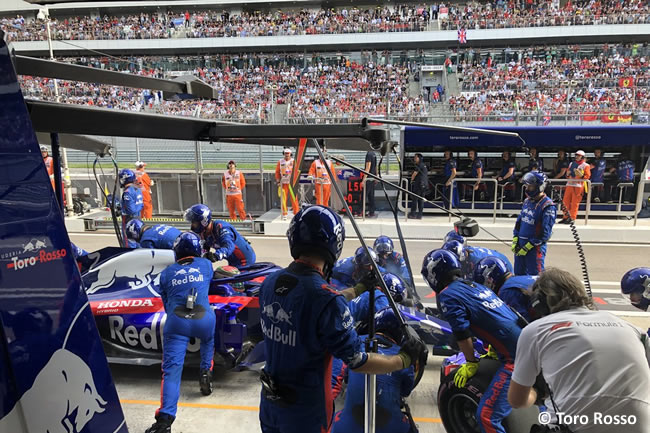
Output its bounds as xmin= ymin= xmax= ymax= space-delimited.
xmin=261 ymin=302 xmax=296 ymax=346
xmin=0 ymin=349 xmax=107 ymax=433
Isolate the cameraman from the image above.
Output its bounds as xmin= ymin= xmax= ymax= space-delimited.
xmin=508 ymin=268 xmax=650 ymax=433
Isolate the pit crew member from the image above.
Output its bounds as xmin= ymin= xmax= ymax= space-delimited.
xmin=560 ymin=150 xmax=590 ymax=224
xmin=331 ymin=246 xmax=385 ymax=290
xmin=125 ymin=220 xmax=182 ymax=250
xmin=259 ymin=205 xmax=427 ymax=433
xmin=512 ymin=172 xmax=556 ymax=275
xmin=442 ymin=240 xmax=513 ymax=280
xmin=473 ymin=256 xmax=536 ymax=321
xmin=184 ymin=204 xmax=256 ymax=267
xmin=332 ymin=307 xmax=418 ymax=433
xmin=145 ymin=232 xmax=216 ymax=433
xmin=374 ymin=235 xmax=410 ymax=283
xmin=422 ymin=249 xmax=522 ymax=433
xmin=119 ymin=168 xmax=143 ymax=244
xmin=508 ymin=268 xmax=650 ymax=433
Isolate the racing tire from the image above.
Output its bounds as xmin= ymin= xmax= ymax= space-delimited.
xmin=437 ymin=358 xmax=500 ymax=433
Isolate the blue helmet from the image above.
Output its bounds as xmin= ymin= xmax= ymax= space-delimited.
xmin=374 ymin=306 xmax=403 ymax=341
xmin=354 ymin=246 xmax=378 ymax=268
xmin=522 ymin=171 xmax=547 ymax=198
xmin=373 ymin=236 xmax=394 ymax=257
xmin=287 ymin=205 xmax=345 ymax=269
xmin=125 ymin=219 xmax=145 ymax=242
xmin=173 ymin=232 xmax=203 ymax=259
xmin=421 ymin=249 xmax=462 ymax=293
xmin=620 ymin=267 xmax=650 ymax=312
xmin=119 ymin=169 xmax=136 ymax=187
xmin=184 ymin=204 xmax=212 ymax=234
xmin=444 ymin=230 xmax=465 ymax=245
xmin=383 ymin=273 xmax=406 ymax=303
xmin=473 ymin=257 xmax=510 ymax=292
xmin=442 ymin=240 xmax=465 ymax=261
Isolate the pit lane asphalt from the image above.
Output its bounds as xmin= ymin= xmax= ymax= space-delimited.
xmin=71 ymin=233 xmax=649 ymax=433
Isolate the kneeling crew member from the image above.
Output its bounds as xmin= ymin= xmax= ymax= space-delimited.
xmin=259 ymin=205 xmax=427 ymax=433
xmin=374 ymin=236 xmax=410 ymax=284
xmin=442 ymin=240 xmax=513 ymax=280
xmin=473 ymin=257 xmax=536 ymax=321
xmin=145 ymin=232 xmax=215 ymax=433
xmin=422 ymin=249 xmax=521 ymax=433
xmin=333 ymin=307 xmax=418 ymax=433
xmin=184 ymin=204 xmax=256 ymax=267
xmin=125 ymin=220 xmax=181 ymax=249
xmin=512 ymin=172 xmax=555 ymax=276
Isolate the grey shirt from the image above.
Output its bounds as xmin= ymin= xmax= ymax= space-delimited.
xmin=513 ymin=308 xmax=650 ymax=432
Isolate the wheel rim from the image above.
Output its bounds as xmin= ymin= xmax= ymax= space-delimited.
xmin=448 ymin=393 xmax=480 ymax=433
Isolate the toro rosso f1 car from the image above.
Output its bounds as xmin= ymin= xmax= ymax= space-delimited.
xmin=80 ymin=247 xmax=281 ymax=369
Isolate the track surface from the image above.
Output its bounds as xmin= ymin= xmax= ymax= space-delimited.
xmin=71 ymin=233 xmax=649 ymax=433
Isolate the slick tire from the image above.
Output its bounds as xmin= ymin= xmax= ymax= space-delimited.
xmin=437 ymin=358 xmax=500 ymax=433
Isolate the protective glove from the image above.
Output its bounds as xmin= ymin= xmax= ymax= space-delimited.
xmin=398 ymin=325 xmax=428 ymax=369
xmin=453 ymin=361 xmax=479 ymax=388
xmin=480 ymin=345 xmax=499 ymax=361
xmin=516 ymin=241 xmax=535 ymax=256
xmin=511 ymin=236 xmax=519 ymax=253
xmin=354 ymin=271 xmax=381 ymax=297
xmin=204 ymin=251 xmax=225 ymax=262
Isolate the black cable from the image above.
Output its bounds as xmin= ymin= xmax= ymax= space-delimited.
xmin=550 ymin=188 xmax=593 ymax=298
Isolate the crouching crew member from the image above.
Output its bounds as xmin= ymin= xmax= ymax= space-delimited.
xmin=512 ymin=172 xmax=556 ymax=276
xmin=125 ymin=220 xmax=181 ymax=249
xmin=145 ymin=232 xmax=215 ymax=433
xmin=332 ymin=307 xmax=418 ymax=433
xmin=259 ymin=205 xmax=427 ymax=433
xmin=222 ymin=160 xmax=247 ymax=220
xmin=184 ymin=204 xmax=256 ymax=268
xmin=374 ymin=235 xmax=410 ymax=284
xmin=422 ymin=249 xmax=521 ymax=433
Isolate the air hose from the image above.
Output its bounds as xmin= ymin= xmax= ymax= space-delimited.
xmin=92 ymin=155 xmax=124 ymax=247
xmin=550 ymin=188 xmax=593 ymax=298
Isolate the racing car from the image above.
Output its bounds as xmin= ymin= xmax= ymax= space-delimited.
xmin=80 ymin=247 xmax=281 ymax=369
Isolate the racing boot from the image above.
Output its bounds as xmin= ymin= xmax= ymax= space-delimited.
xmin=144 ymin=413 xmax=174 ymax=433
xmin=199 ymin=368 xmax=213 ymax=396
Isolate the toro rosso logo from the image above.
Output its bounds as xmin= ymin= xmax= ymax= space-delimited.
xmin=22 ymin=238 xmax=47 ymax=252
xmin=7 ymin=248 xmax=67 ymax=271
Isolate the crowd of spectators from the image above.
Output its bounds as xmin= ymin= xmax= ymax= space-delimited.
xmin=439 ymin=0 xmax=650 ymax=30
xmin=1 ymin=5 xmax=431 ymax=42
xmin=18 ymin=55 xmax=429 ymax=122
xmin=449 ymin=46 xmax=650 ymax=119
xmin=2 ymin=0 xmax=649 ymax=42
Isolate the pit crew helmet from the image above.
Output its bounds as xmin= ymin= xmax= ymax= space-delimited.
xmin=473 ymin=257 xmax=510 ymax=292
xmin=173 ymin=232 xmax=203 ymax=259
xmin=383 ymin=273 xmax=406 ymax=303
xmin=421 ymin=249 xmax=462 ymax=293
xmin=119 ymin=169 xmax=136 ymax=187
xmin=373 ymin=236 xmax=394 ymax=258
xmin=621 ymin=267 xmax=650 ymax=312
xmin=125 ymin=219 xmax=145 ymax=242
xmin=522 ymin=171 xmax=548 ymax=198
xmin=444 ymin=230 xmax=465 ymax=245
xmin=184 ymin=204 xmax=212 ymax=234
xmin=287 ymin=205 xmax=345 ymax=278
xmin=442 ymin=240 xmax=465 ymax=261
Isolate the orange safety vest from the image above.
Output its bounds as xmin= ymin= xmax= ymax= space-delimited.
xmin=136 ymin=170 xmax=152 ymax=199
xmin=309 ymin=159 xmax=333 ymax=184
xmin=567 ymin=160 xmax=591 ymax=188
xmin=223 ymin=170 xmax=245 ymax=195
xmin=44 ymin=156 xmax=54 ymax=176
xmin=276 ymin=158 xmax=294 ymax=185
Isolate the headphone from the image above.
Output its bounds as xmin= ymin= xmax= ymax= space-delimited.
xmin=530 ymin=289 xmax=551 ymax=318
